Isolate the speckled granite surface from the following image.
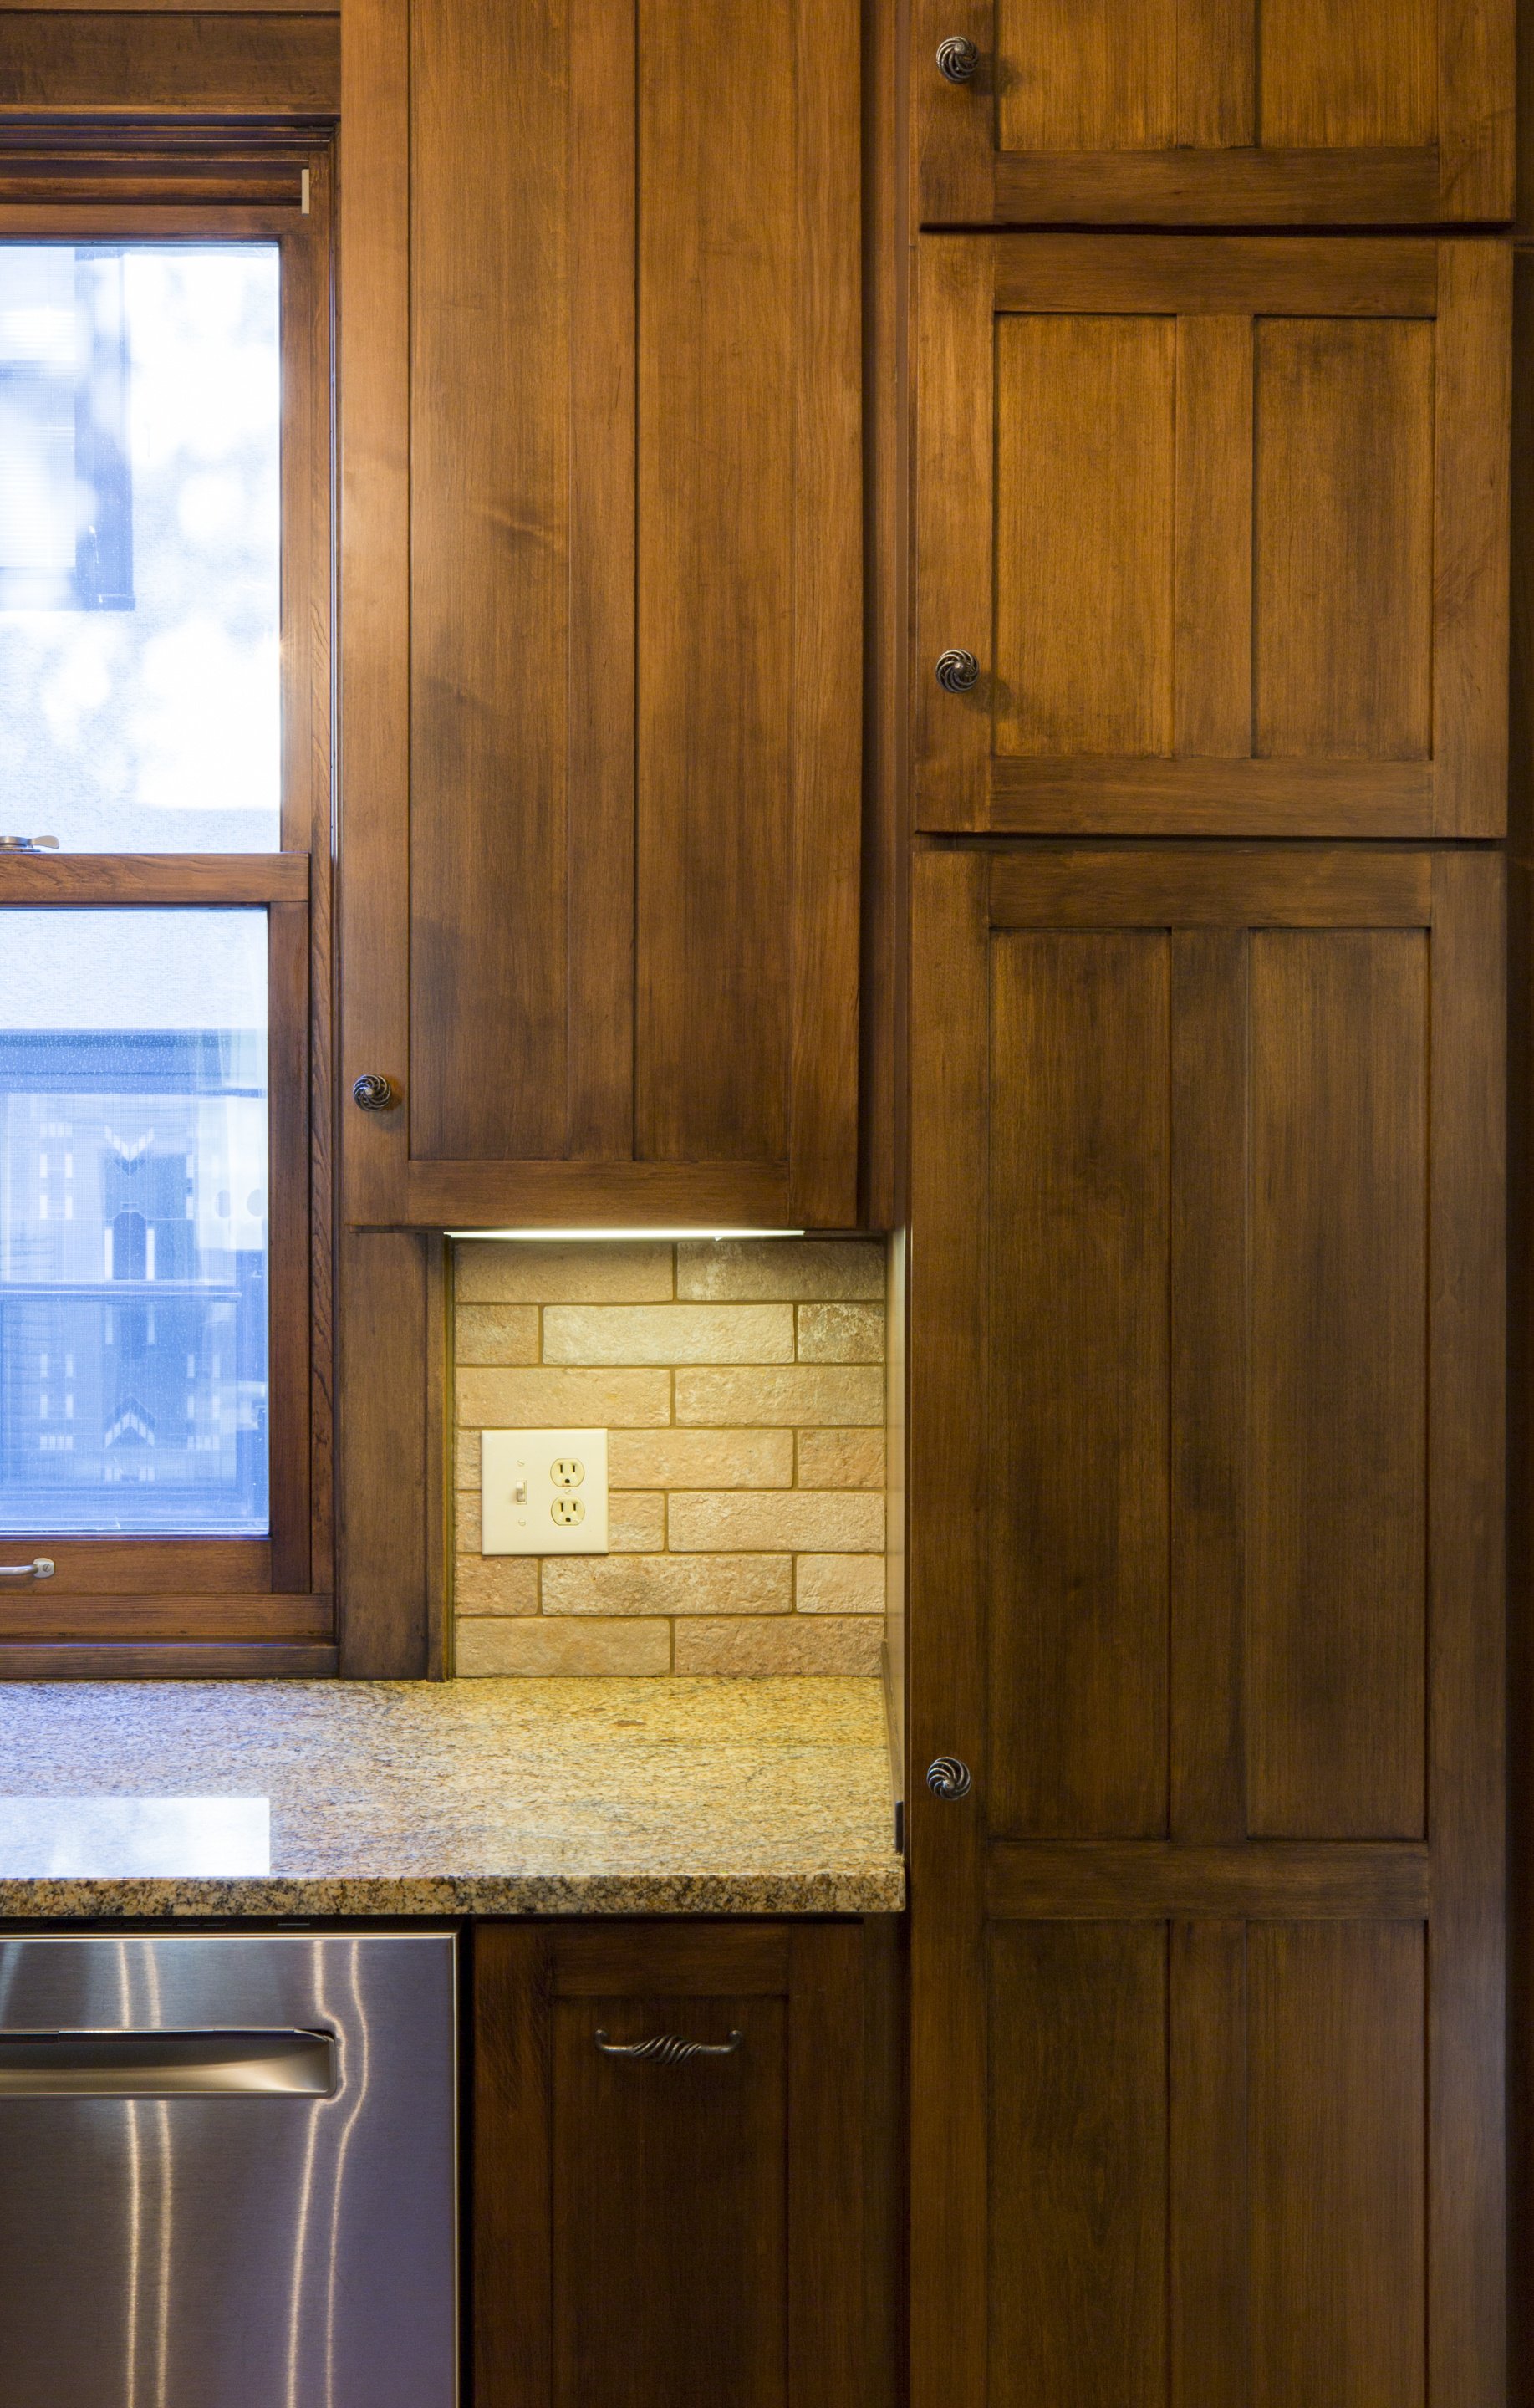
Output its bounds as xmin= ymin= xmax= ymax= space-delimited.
xmin=0 ymin=1676 xmax=904 ymax=1919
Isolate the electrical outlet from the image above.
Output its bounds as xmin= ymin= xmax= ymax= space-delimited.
xmin=480 ymin=1428 xmax=609 ymax=1556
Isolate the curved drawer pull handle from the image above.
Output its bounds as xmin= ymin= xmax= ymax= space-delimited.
xmin=0 ymin=1559 xmax=53 ymax=1581
xmin=594 ymin=2029 xmax=743 ymax=2064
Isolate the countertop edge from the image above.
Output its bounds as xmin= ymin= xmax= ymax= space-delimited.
xmin=0 ymin=1865 xmax=907 ymax=1920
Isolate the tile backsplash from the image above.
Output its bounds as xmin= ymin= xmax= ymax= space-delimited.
xmin=451 ymin=1237 xmax=889 ymax=1676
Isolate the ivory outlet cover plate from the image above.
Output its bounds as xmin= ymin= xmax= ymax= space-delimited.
xmin=480 ymin=1428 xmax=609 ymax=1556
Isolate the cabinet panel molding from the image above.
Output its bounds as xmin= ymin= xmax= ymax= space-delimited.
xmin=909 ymin=844 xmax=1505 ymax=2408
xmin=988 ymin=1922 xmax=1170 ymax=2408
xmin=915 ymin=236 xmax=1510 ymax=840
xmin=911 ymin=0 xmax=1512 ymax=224
xmin=339 ymin=0 xmax=862 ymax=1229
xmin=473 ymin=1918 xmax=881 ymax=2408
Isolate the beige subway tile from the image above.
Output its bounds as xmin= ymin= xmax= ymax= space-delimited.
xmin=608 ymin=1426 xmax=793 ymax=1489
xmin=455 ymin=1618 xmax=670 ymax=1676
xmin=456 ymin=1366 xmax=671 ymax=1429
xmin=455 ymin=1303 xmax=539 ymax=1366
xmin=543 ymin=1553 xmax=791 ymax=1616
xmin=455 ymin=1429 xmax=481 ymax=1489
xmin=797 ymin=1302 xmax=884 ymax=1365
xmin=455 ymin=1491 xmax=482 ymax=1552
xmin=795 ymin=1554 xmax=885 ymax=1614
xmin=669 ymin=1491 xmax=883 ymax=1553
xmin=543 ymin=1303 xmax=792 ymax=1366
xmin=676 ymin=1237 xmax=884 ymax=1302
xmin=795 ymin=1428 xmax=885 ymax=1489
xmin=454 ymin=1240 xmax=674 ymax=1304
xmin=453 ymin=1556 xmax=538 ymax=1616
xmin=673 ymin=1617 xmax=884 ymax=1675
xmin=609 ymin=1492 xmax=666 ymax=1551
xmin=675 ymin=1366 xmax=883 ymax=1427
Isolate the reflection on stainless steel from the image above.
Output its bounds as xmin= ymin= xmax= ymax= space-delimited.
xmin=0 ymin=1932 xmax=456 ymax=2408
xmin=321 ymin=1942 xmax=373 ymax=2408
xmin=0 ymin=1796 xmax=271 ymax=1876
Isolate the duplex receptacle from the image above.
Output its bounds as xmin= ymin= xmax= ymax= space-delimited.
xmin=479 ymin=1428 xmax=609 ymax=1556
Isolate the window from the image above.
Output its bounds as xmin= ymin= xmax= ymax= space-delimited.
xmin=0 ymin=247 xmax=132 ymax=612
xmin=0 ymin=242 xmax=279 ymax=848
xmin=0 ymin=911 xmax=268 ymax=1535
xmin=0 ymin=155 xmax=332 ymax=1660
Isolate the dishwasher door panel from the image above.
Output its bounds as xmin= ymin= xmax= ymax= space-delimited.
xmin=0 ymin=1931 xmax=457 ymax=2408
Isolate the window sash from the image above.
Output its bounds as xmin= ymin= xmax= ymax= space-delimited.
xmin=0 ymin=162 xmax=334 ymax=1657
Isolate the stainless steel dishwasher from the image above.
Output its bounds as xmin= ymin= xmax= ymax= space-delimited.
xmin=0 ymin=1931 xmax=457 ymax=2407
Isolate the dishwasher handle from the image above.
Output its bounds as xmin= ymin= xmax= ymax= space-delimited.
xmin=0 ymin=2028 xmax=336 ymax=2099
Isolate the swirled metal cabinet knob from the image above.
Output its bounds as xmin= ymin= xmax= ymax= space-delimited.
xmin=936 ymin=33 xmax=981 ymax=81
xmin=594 ymin=2030 xmax=744 ymax=2064
xmin=351 ymin=1072 xmax=395 ymax=1112
xmin=926 ymin=1755 xmax=973 ymax=1799
xmin=935 ymin=648 xmax=980 ymax=694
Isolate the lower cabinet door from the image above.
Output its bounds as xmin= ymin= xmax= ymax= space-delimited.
xmin=473 ymin=1920 xmax=879 ymax=2408
xmin=909 ymin=844 xmax=1506 ymax=2408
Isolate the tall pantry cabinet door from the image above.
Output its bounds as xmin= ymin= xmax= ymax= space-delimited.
xmin=915 ymin=236 xmax=1510 ymax=839
xmin=911 ymin=0 xmax=1513 ymax=224
xmin=339 ymin=0 xmax=862 ymax=1230
xmin=908 ymin=845 xmax=1505 ymax=2408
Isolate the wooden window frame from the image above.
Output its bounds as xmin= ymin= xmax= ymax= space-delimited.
xmin=0 ymin=140 xmax=359 ymax=1666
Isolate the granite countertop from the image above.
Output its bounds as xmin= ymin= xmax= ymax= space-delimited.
xmin=0 ymin=1676 xmax=905 ymax=1919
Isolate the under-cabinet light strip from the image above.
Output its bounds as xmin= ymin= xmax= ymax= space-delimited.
xmin=445 ymin=1227 xmax=808 ymax=1242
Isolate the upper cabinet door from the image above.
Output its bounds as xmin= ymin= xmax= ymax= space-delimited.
xmin=915 ymin=236 xmax=1510 ymax=839
xmin=912 ymin=0 xmax=1513 ymax=224
xmin=339 ymin=0 xmax=862 ymax=1230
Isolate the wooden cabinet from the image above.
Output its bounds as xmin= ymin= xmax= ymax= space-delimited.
xmin=339 ymin=0 xmax=862 ymax=1231
xmin=915 ymin=235 xmax=1510 ymax=839
xmin=910 ymin=0 xmax=1514 ymax=226
xmin=472 ymin=1919 xmax=894 ymax=2408
xmin=908 ymin=844 xmax=1505 ymax=2408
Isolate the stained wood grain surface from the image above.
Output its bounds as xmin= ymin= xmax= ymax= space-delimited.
xmin=342 ymin=0 xmax=861 ymax=1227
xmin=917 ymin=237 xmax=1508 ymax=839
xmin=995 ymin=315 xmax=1175 ymax=760
xmin=910 ymin=846 xmax=1504 ymax=2408
xmin=1248 ymin=1922 xmax=1427 ymax=2408
xmin=474 ymin=1921 xmax=874 ymax=2408
xmin=0 ymin=12 xmax=339 ymax=105
xmin=987 ymin=930 xmax=1170 ymax=1839
xmin=1254 ymin=319 xmax=1434 ymax=762
xmin=989 ymin=1923 xmax=1169 ymax=2408
xmin=912 ymin=0 xmax=1511 ymax=222
xmin=1246 ymin=930 xmax=1428 ymax=1839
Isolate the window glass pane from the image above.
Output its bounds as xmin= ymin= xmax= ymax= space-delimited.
xmin=0 ymin=245 xmax=281 ymax=853
xmin=0 ymin=911 xmax=268 ymax=1536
